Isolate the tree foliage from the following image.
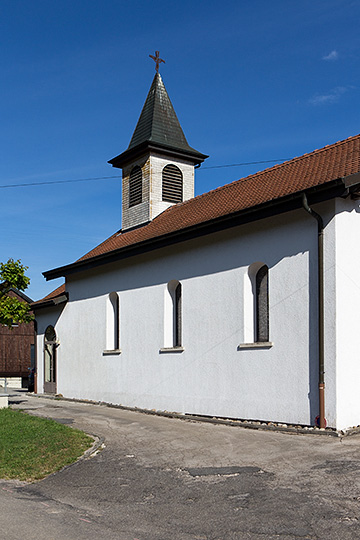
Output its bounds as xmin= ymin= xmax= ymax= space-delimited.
xmin=0 ymin=259 xmax=34 ymax=328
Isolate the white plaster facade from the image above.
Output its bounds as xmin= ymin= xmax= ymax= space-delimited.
xmin=332 ymin=198 xmax=360 ymax=429
xmin=34 ymin=197 xmax=360 ymax=431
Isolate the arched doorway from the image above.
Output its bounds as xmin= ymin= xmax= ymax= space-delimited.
xmin=44 ymin=326 xmax=57 ymax=394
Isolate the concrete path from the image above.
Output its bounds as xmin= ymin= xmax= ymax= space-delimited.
xmin=1 ymin=390 xmax=360 ymax=539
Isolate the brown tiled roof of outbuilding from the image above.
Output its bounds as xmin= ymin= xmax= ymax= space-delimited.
xmin=79 ymin=133 xmax=360 ymax=262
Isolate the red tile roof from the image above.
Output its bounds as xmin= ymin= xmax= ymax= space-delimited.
xmin=42 ymin=284 xmax=66 ymax=300
xmin=32 ymin=284 xmax=66 ymax=307
xmin=79 ymin=133 xmax=360 ymax=262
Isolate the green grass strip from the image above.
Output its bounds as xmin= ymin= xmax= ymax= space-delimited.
xmin=0 ymin=408 xmax=93 ymax=481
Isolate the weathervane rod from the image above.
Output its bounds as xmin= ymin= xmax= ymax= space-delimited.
xmin=149 ymin=51 xmax=165 ymax=73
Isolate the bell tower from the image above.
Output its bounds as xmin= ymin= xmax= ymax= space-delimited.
xmin=108 ymin=56 xmax=208 ymax=231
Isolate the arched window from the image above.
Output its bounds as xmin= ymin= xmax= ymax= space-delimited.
xmin=244 ymin=263 xmax=269 ymax=343
xmin=164 ymin=280 xmax=182 ymax=347
xmin=129 ymin=166 xmax=142 ymax=207
xmin=106 ymin=292 xmax=120 ymax=350
xmin=255 ymin=265 xmax=269 ymax=342
xmin=162 ymin=164 xmax=183 ymax=203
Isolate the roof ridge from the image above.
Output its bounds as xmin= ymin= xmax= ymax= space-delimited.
xmin=169 ymin=133 xmax=360 ymax=209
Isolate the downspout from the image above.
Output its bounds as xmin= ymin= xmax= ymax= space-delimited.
xmin=301 ymin=193 xmax=325 ymax=428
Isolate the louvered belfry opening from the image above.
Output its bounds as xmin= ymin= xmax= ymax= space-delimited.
xmin=162 ymin=164 xmax=183 ymax=203
xmin=129 ymin=166 xmax=142 ymax=207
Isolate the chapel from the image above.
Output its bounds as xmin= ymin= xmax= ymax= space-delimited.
xmin=33 ymin=60 xmax=360 ymax=433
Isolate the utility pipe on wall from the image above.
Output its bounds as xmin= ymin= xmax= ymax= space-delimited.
xmin=301 ymin=193 xmax=325 ymax=428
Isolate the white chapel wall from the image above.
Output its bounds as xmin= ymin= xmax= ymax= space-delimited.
xmin=333 ymin=197 xmax=360 ymax=430
xmin=36 ymin=208 xmax=327 ymax=427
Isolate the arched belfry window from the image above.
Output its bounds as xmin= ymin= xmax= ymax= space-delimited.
xmin=162 ymin=164 xmax=183 ymax=203
xmin=244 ymin=263 xmax=269 ymax=343
xmin=164 ymin=280 xmax=182 ymax=347
xmin=129 ymin=166 xmax=142 ymax=207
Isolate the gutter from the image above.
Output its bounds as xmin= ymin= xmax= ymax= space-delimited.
xmin=301 ymin=194 xmax=325 ymax=429
xmin=343 ymin=171 xmax=360 ymax=193
xmin=31 ymin=293 xmax=68 ymax=311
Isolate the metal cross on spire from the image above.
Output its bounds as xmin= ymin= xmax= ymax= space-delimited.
xmin=149 ymin=51 xmax=165 ymax=73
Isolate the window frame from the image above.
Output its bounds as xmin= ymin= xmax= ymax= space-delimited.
xmin=103 ymin=292 xmax=121 ymax=355
xmin=255 ymin=264 xmax=269 ymax=343
xmin=161 ymin=280 xmax=184 ymax=353
xmin=240 ymin=263 xmax=272 ymax=349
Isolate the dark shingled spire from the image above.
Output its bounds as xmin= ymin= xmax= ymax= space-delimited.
xmin=109 ymin=73 xmax=207 ymax=168
xmin=128 ymin=72 xmax=197 ymax=152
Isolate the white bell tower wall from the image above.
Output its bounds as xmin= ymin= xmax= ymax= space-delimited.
xmin=122 ymin=152 xmax=195 ymax=231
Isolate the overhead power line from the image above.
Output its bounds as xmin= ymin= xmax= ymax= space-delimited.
xmin=0 ymin=158 xmax=292 ymax=189
xmin=201 ymin=159 xmax=291 ymax=170
xmin=0 ymin=175 xmax=122 ymax=189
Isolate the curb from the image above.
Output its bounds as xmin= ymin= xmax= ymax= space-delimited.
xmin=24 ymin=392 xmax=359 ymax=438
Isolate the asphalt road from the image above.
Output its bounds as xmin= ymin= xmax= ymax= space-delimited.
xmin=1 ymin=390 xmax=360 ymax=539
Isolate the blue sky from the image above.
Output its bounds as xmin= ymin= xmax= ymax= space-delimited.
xmin=1 ymin=0 xmax=360 ymax=300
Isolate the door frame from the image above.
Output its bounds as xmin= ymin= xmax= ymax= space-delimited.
xmin=44 ymin=326 xmax=57 ymax=394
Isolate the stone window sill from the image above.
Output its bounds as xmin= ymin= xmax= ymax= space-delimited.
xmin=103 ymin=349 xmax=122 ymax=355
xmin=238 ymin=342 xmax=273 ymax=350
xmin=159 ymin=347 xmax=185 ymax=353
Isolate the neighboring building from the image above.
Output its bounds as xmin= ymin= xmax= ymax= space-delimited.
xmin=33 ymin=71 xmax=360 ymax=431
xmin=0 ymin=288 xmax=34 ymax=388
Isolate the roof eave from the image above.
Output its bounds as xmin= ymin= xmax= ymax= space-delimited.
xmin=42 ymin=177 xmax=348 ymax=282
xmin=31 ymin=293 xmax=68 ymax=311
xmin=108 ymin=141 xmax=208 ymax=169
xmin=7 ymin=287 xmax=33 ymax=303
xmin=343 ymin=171 xmax=360 ymax=189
